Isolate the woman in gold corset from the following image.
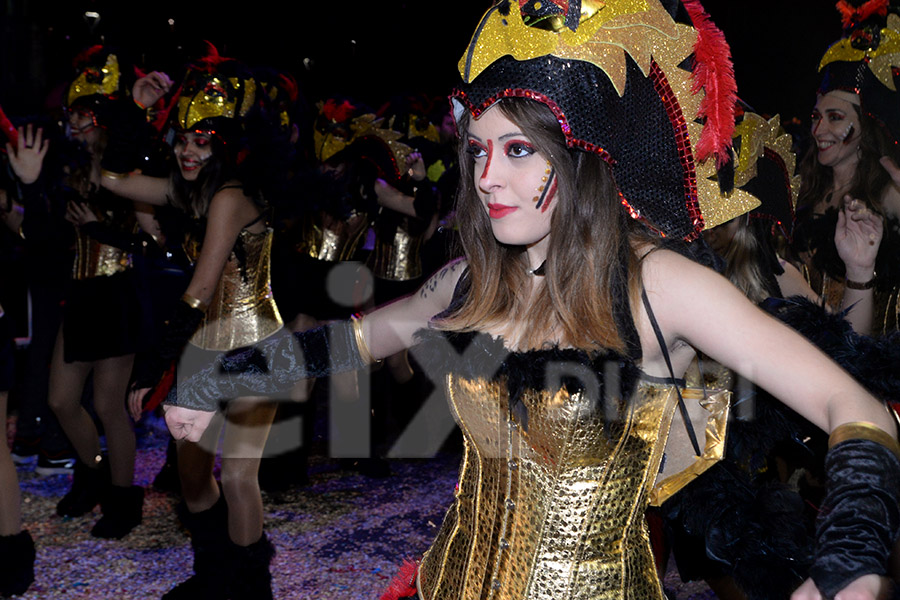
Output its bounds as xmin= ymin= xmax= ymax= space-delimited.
xmin=167 ymin=2 xmax=900 ymax=599
xmin=6 ymin=47 xmax=156 ymax=540
xmin=100 ymin=50 xmax=287 ymax=599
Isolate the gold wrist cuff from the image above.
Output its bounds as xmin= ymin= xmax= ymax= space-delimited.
xmin=181 ymin=293 xmax=208 ymax=313
xmin=829 ymin=421 xmax=900 ymax=461
xmin=351 ymin=314 xmax=376 ymax=365
xmin=100 ymin=169 xmax=129 ymax=180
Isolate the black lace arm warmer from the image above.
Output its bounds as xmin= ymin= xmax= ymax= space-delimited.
xmin=809 ymin=423 xmax=900 ymax=599
xmin=165 ymin=318 xmax=371 ymax=412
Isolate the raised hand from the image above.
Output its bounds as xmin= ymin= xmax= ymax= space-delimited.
xmin=834 ymin=195 xmax=882 ymax=281
xmin=5 ymin=124 xmax=49 ymax=185
xmin=133 ymin=71 xmax=174 ymax=109
xmin=65 ymin=200 xmax=99 ymax=226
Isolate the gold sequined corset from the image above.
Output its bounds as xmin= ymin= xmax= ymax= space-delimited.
xmin=296 ymin=211 xmax=368 ymax=262
xmin=418 ymin=341 xmax=677 ymax=600
xmin=72 ymin=229 xmax=133 ymax=280
xmin=189 ymin=227 xmax=283 ymax=351
xmin=802 ymin=263 xmax=900 ymax=335
xmin=369 ymin=221 xmax=425 ymax=281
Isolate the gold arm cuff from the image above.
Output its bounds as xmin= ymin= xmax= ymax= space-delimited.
xmin=100 ymin=169 xmax=129 ymax=180
xmin=181 ymin=293 xmax=208 ymax=313
xmin=829 ymin=421 xmax=900 ymax=462
xmin=351 ymin=314 xmax=376 ymax=365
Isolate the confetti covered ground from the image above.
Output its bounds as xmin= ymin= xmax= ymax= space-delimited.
xmin=10 ymin=412 xmax=716 ymax=600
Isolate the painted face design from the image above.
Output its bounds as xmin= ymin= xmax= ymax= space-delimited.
xmin=466 ymin=105 xmax=556 ymax=250
xmin=811 ymin=91 xmax=861 ymax=170
xmin=174 ymin=130 xmax=214 ymax=181
xmin=67 ymin=107 xmax=98 ymax=142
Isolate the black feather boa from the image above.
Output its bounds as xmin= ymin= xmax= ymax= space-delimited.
xmin=662 ymin=295 xmax=900 ymax=599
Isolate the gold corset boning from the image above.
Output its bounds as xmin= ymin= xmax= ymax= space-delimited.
xmin=370 ymin=224 xmax=424 ymax=281
xmin=72 ymin=230 xmax=132 ymax=280
xmin=189 ymin=227 xmax=283 ymax=351
xmin=419 ymin=376 xmax=680 ymax=600
xmin=297 ymin=211 xmax=368 ymax=262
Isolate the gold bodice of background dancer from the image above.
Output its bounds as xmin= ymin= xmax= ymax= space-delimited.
xmin=802 ymin=263 xmax=900 ymax=335
xmin=418 ymin=377 xmax=679 ymax=600
xmin=369 ymin=223 xmax=424 ymax=281
xmin=189 ymin=227 xmax=283 ymax=351
xmin=72 ymin=230 xmax=132 ymax=280
xmin=296 ymin=211 xmax=368 ymax=262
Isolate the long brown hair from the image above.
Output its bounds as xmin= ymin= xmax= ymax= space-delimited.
xmin=436 ymin=98 xmax=644 ymax=353
xmin=797 ymin=103 xmax=897 ymax=215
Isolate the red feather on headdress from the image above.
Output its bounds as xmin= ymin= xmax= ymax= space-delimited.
xmin=379 ymin=560 xmax=418 ymax=600
xmin=682 ymin=0 xmax=737 ymax=168
xmin=836 ymin=0 xmax=889 ymax=28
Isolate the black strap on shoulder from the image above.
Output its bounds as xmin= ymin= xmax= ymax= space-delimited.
xmin=641 ymin=288 xmax=702 ymax=457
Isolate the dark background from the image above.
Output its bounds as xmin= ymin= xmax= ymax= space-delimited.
xmin=1 ymin=0 xmax=841 ymax=128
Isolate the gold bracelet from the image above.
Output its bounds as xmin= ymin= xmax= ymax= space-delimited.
xmin=829 ymin=421 xmax=900 ymax=461
xmin=351 ymin=314 xmax=376 ymax=365
xmin=181 ymin=293 xmax=208 ymax=313
xmin=845 ymin=273 xmax=876 ymax=290
xmin=100 ymin=168 xmax=129 ymax=180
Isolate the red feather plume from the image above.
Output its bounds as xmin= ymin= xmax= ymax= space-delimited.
xmin=683 ymin=0 xmax=737 ymax=167
xmin=379 ymin=559 xmax=418 ymax=600
xmin=836 ymin=0 xmax=889 ymax=29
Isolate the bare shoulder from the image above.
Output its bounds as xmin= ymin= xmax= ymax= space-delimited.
xmin=418 ymin=257 xmax=468 ymax=303
xmin=207 ymin=182 xmax=258 ymax=224
xmin=639 ymin=247 xmax=719 ymax=293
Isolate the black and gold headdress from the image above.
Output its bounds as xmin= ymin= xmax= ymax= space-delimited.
xmin=452 ymin=0 xmax=752 ymax=241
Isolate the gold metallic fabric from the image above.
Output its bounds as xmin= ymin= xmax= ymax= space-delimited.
xmin=369 ymin=225 xmax=424 ymax=281
xmin=67 ymin=53 xmax=120 ymax=108
xmin=418 ymin=379 xmax=679 ymax=600
xmin=819 ymin=14 xmax=900 ymax=91
xmin=296 ymin=211 xmax=368 ymax=262
xmin=649 ymin=386 xmax=730 ymax=506
xmin=72 ymin=230 xmax=132 ymax=280
xmin=829 ymin=421 xmax=900 ymax=461
xmin=176 ymin=76 xmax=257 ymax=131
xmin=189 ymin=227 xmax=283 ymax=351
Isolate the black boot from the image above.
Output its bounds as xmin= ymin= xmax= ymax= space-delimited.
xmin=162 ymin=496 xmax=229 ymax=600
xmin=91 ymin=485 xmax=144 ymax=539
xmin=227 ymin=533 xmax=276 ymax=600
xmin=0 ymin=530 xmax=36 ymax=597
xmin=56 ymin=456 xmax=109 ymax=517
xmin=153 ymin=437 xmax=181 ymax=495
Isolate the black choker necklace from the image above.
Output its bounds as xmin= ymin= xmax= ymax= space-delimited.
xmin=527 ymin=261 xmax=546 ymax=276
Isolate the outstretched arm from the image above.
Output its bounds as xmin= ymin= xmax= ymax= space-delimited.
xmin=640 ymin=249 xmax=898 ymax=600
xmin=100 ymin=171 xmax=171 ymax=206
xmin=163 ymin=258 xmax=467 ymax=441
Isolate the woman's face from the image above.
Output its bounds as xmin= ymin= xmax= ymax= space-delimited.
xmin=466 ymin=105 xmax=557 ymax=254
xmin=703 ymin=216 xmax=742 ymax=255
xmin=811 ymin=91 xmax=861 ymax=171
xmin=174 ymin=130 xmax=214 ymax=181
xmin=67 ymin=107 xmax=101 ymax=147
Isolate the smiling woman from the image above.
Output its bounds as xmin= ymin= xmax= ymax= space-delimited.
xmin=162 ymin=2 xmax=900 ymax=599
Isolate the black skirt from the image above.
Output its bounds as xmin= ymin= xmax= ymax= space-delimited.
xmin=62 ymin=270 xmax=144 ymax=362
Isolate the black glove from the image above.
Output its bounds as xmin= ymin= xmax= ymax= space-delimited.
xmin=132 ymin=299 xmax=204 ymax=391
xmin=166 ymin=319 xmax=370 ymax=412
xmin=809 ymin=427 xmax=900 ymax=599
